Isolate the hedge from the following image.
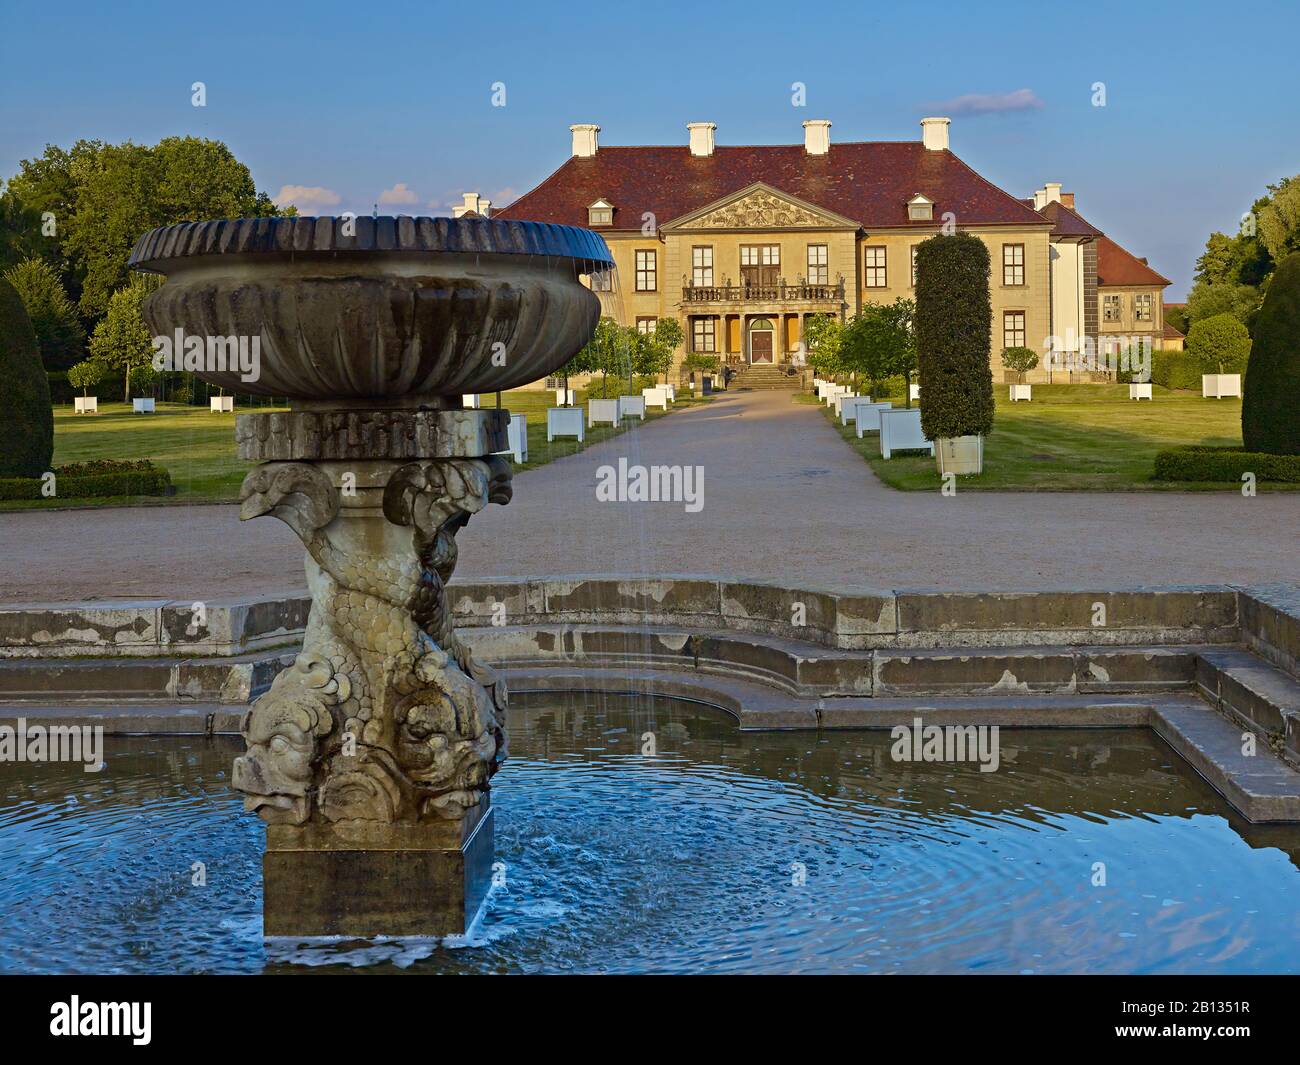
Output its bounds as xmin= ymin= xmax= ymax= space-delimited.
xmin=0 ymin=278 xmax=54 ymax=477
xmin=1242 ymin=251 xmax=1300 ymax=455
xmin=1152 ymin=445 xmax=1300 ymax=483
xmin=1150 ymin=349 xmax=1203 ymax=391
xmin=0 ymin=459 xmax=174 ymax=501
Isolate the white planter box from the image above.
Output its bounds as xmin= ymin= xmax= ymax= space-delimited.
xmin=210 ymin=395 xmax=234 ymax=412
xmin=506 ymin=413 xmax=527 ymax=463
xmin=1129 ymin=383 xmax=1153 ymax=401
xmin=1009 ymin=384 xmax=1032 ymax=402
xmin=879 ymin=408 xmax=933 ymax=459
xmin=1202 ymin=374 xmax=1241 ymax=399
xmin=73 ymin=396 xmax=98 ymax=414
xmin=853 ymin=401 xmax=894 ymax=437
xmin=643 ymin=385 xmax=670 ymax=410
xmin=462 ymin=393 xmax=480 ymax=409
xmin=546 ymin=407 xmax=584 ymax=442
xmin=588 ymin=398 xmax=621 ymax=427
xmin=935 ymin=434 xmax=984 ymax=475
xmin=554 ymin=387 xmax=576 ymax=407
xmin=840 ymin=395 xmax=876 ymax=426
xmin=832 ymin=391 xmax=860 ymax=419
xmin=619 ymin=395 xmax=646 ymax=420
xmin=910 ymin=383 xmax=921 ymax=402
xmin=132 ymin=397 xmax=155 ymax=414
xmin=815 ymin=381 xmax=833 ymax=399
xmin=664 ymin=384 xmax=676 ymax=402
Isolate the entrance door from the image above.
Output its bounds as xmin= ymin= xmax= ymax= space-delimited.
xmin=750 ymin=329 xmax=774 ymax=364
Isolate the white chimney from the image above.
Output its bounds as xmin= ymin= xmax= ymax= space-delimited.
xmin=920 ymin=116 xmax=951 ymax=151
xmin=1032 ymin=183 xmax=1063 ymax=210
xmin=570 ymin=123 xmax=600 ymax=158
xmin=803 ymin=119 xmax=831 ymax=155
xmin=452 ymin=192 xmax=491 ymax=218
xmin=687 ymin=122 xmax=716 ymax=157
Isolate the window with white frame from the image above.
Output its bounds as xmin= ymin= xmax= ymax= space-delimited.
xmin=635 ymin=249 xmax=657 ymax=292
xmin=636 ymin=316 xmax=657 ymax=334
xmin=691 ymin=316 xmax=716 ymax=353
xmin=863 ymin=246 xmax=887 ymax=288
xmin=807 ymin=244 xmax=828 ymax=285
xmin=587 ymin=201 xmax=613 ymax=226
xmin=1134 ymin=293 xmax=1153 ymax=321
xmin=1103 ymin=294 xmax=1122 ymax=322
xmin=691 ymin=246 xmax=713 ymax=287
xmin=1003 ymin=244 xmax=1025 ymax=286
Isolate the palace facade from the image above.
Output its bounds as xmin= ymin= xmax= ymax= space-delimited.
xmin=478 ymin=117 xmax=1177 ymax=383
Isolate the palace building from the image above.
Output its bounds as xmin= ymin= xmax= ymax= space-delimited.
xmin=478 ymin=117 xmax=1178 ymax=383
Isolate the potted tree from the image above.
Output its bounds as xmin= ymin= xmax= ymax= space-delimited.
xmin=1189 ymin=313 xmax=1251 ymax=398
xmin=68 ymin=359 xmax=105 ymax=414
xmin=1002 ymin=346 xmax=1038 ymax=401
xmin=915 ymin=234 xmax=994 ymax=475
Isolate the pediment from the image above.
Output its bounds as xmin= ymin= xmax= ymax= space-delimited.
xmin=665 ymin=183 xmax=858 ymax=231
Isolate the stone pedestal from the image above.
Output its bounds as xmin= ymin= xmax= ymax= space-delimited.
xmin=263 ymin=801 xmax=494 ymax=937
xmin=232 ymin=407 xmax=512 ymax=937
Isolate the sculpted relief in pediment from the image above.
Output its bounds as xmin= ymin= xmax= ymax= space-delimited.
xmin=691 ymin=190 xmax=828 ymax=229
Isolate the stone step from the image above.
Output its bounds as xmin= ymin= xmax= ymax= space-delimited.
xmin=1195 ymin=647 xmax=1300 ymax=766
xmin=0 ymin=651 xmax=294 ymax=704
xmin=463 ymin=623 xmax=1198 ymax=697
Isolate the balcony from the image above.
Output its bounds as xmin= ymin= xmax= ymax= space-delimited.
xmin=681 ymin=276 xmax=846 ymax=306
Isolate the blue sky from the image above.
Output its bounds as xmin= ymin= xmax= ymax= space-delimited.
xmin=3 ymin=0 xmax=1297 ymax=298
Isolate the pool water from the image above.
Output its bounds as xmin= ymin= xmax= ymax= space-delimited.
xmin=2 ymin=693 xmax=1298 ymax=974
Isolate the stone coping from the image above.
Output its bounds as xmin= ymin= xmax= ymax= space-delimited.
xmin=0 ymin=576 xmax=1290 ymax=660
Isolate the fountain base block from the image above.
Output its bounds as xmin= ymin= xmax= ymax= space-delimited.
xmin=262 ymin=801 xmax=494 ymax=938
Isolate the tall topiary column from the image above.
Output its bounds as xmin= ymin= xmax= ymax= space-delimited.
xmin=1243 ymin=251 xmax=1300 ymax=455
xmin=915 ymin=234 xmax=993 ymax=471
xmin=0 ymin=277 xmax=54 ymax=478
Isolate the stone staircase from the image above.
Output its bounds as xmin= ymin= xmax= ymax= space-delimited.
xmin=729 ymin=363 xmax=802 ymax=390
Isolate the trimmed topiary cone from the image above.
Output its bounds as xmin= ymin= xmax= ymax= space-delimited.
xmin=1243 ymin=251 xmax=1300 ymax=456
xmin=0 ymin=278 xmax=54 ymax=478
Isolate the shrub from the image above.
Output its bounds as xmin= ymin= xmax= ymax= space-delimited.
xmin=1150 ymin=349 xmax=1203 ymax=391
xmin=1152 ymin=446 xmax=1300 ymax=483
xmin=0 ymin=277 xmax=54 ymax=477
xmin=0 ymin=459 xmax=173 ymax=501
xmin=1242 ymin=251 xmax=1300 ymax=455
xmin=915 ymin=234 xmax=993 ymax=439
xmin=1 ymin=257 xmax=86 ymax=371
xmin=1186 ymin=313 xmax=1251 ymax=374
xmin=67 ymin=359 xmax=106 ymax=396
xmin=1000 ymin=345 xmax=1039 ymax=383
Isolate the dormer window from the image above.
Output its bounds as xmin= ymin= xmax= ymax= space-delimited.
xmin=588 ymin=199 xmax=614 ymax=226
xmin=907 ymin=194 xmax=934 ymax=222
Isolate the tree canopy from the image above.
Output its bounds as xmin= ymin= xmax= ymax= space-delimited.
xmin=2 ymin=256 xmax=85 ymax=370
xmin=0 ymin=277 xmax=54 ymax=477
xmin=1186 ymin=313 xmax=1252 ymax=374
xmin=88 ymin=275 xmax=159 ymax=400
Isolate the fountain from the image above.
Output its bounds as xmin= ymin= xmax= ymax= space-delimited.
xmin=128 ymin=216 xmax=611 ymax=936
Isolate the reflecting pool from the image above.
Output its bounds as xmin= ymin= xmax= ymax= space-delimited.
xmin=2 ymin=693 xmax=1298 ymax=973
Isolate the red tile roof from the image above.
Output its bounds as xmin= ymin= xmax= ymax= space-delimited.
xmin=1097 ymin=235 xmax=1171 ymax=287
xmin=1162 ymin=321 xmax=1185 ymax=339
xmin=1035 ymin=200 xmax=1103 ymax=239
xmin=494 ymin=142 xmax=1051 ymax=231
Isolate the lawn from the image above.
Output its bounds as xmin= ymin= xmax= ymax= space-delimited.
xmin=6 ymin=385 xmax=710 ymax=511
xmin=807 ymin=384 xmax=1289 ymax=491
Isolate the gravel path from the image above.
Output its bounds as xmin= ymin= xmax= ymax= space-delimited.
xmin=1 ymin=389 xmax=1295 ymax=604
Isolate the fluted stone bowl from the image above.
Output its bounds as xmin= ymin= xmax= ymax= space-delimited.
xmin=127 ymin=216 xmax=613 ymax=402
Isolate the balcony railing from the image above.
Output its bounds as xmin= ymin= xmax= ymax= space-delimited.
xmin=681 ymin=276 xmax=846 ymax=304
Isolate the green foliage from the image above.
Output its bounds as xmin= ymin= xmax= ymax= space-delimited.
xmin=2 ymin=256 xmax=85 ymax=370
xmin=89 ymin=276 xmax=158 ymax=400
xmin=1185 ymin=280 xmax=1261 ymax=331
xmin=1186 ymin=313 xmax=1252 ymax=374
xmin=1164 ymin=304 xmax=1189 ymax=335
xmin=66 ymin=359 xmax=106 ymax=396
xmin=1000 ymin=345 xmax=1039 ymax=382
xmin=8 ymin=136 xmax=287 ymax=320
xmin=1150 ymin=349 xmax=1204 ymax=391
xmin=1256 ymin=176 xmax=1300 ymax=264
xmin=915 ymin=233 xmax=993 ymax=439
xmin=1242 ymin=251 xmax=1300 ymax=455
xmin=682 ymin=352 xmax=721 ymax=373
xmin=804 ymin=314 xmax=846 ymax=378
xmin=0 ymin=459 xmax=172 ymax=501
xmin=1153 ymin=446 xmax=1300 ymax=483
xmin=0 ymin=278 xmax=54 ymax=477
xmin=569 ymin=317 xmax=644 ymax=397
xmin=841 ymin=299 xmax=916 ymax=400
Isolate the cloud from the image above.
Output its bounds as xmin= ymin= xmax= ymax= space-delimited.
xmin=922 ymin=88 xmax=1044 ymax=116
xmin=378 ymin=182 xmax=419 ymax=206
xmin=273 ymin=184 xmax=341 ymax=213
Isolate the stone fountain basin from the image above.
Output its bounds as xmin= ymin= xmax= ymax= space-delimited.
xmin=128 ymin=216 xmax=613 ymax=401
